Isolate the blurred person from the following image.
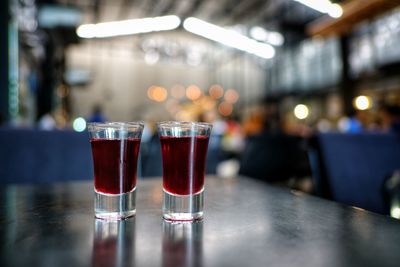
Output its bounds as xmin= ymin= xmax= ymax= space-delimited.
xmin=242 ymin=107 xmax=266 ymax=136
xmin=198 ymin=110 xmax=229 ymax=175
xmin=337 ymin=109 xmax=364 ymax=133
xmin=378 ymin=104 xmax=400 ymax=134
xmin=199 ymin=110 xmax=226 ymax=136
xmin=262 ymin=102 xmax=282 ymax=134
xmin=38 ymin=113 xmax=56 ymax=130
xmin=281 ymin=113 xmax=313 ymax=138
xmin=88 ymin=104 xmax=107 ymax=123
xmin=316 ymin=118 xmax=334 ymax=133
xmin=337 ymin=116 xmax=363 ymax=133
xmin=221 ymin=115 xmax=244 ymax=155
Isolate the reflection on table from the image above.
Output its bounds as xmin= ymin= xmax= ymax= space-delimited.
xmin=162 ymin=221 xmax=203 ymax=267
xmin=92 ymin=219 xmax=135 ymax=267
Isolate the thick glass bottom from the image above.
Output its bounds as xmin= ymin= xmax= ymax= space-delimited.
xmin=95 ymin=188 xmax=136 ymax=220
xmin=163 ymin=188 xmax=204 ymax=222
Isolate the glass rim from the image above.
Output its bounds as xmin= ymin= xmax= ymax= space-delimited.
xmin=87 ymin=121 xmax=144 ymax=129
xmin=157 ymin=121 xmax=212 ymax=128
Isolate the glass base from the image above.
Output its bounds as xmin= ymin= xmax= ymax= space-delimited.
xmin=95 ymin=188 xmax=136 ymax=220
xmin=163 ymin=188 xmax=204 ymax=222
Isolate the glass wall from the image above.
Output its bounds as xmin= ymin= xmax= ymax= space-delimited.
xmin=269 ymin=37 xmax=341 ymax=94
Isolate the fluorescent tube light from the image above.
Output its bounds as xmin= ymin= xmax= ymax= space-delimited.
xmin=294 ymin=0 xmax=343 ymax=18
xmin=77 ymin=15 xmax=181 ymax=38
xmin=183 ymin=17 xmax=275 ymax=59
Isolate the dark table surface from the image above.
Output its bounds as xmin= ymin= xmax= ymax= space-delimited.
xmin=1 ymin=176 xmax=400 ymax=267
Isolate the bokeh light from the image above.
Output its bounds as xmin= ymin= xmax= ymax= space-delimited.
xmin=294 ymin=104 xmax=309 ymax=120
xmin=209 ymin=84 xmax=224 ymax=99
xmin=147 ymin=86 xmax=168 ymax=102
xmin=328 ymin=3 xmax=343 ymax=18
xmin=72 ymin=117 xmax=86 ymax=132
xmin=391 ymin=206 xmax=400 ymax=219
xmin=147 ymin=86 xmax=154 ymax=100
xmin=353 ymin=95 xmax=371 ymax=110
xmin=186 ymin=85 xmax=202 ymax=101
xmin=218 ymin=101 xmax=233 ymax=117
xmin=224 ymin=88 xmax=239 ymax=103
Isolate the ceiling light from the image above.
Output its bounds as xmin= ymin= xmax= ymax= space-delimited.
xmin=77 ymin=15 xmax=181 ymax=38
xmin=183 ymin=17 xmax=275 ymax=59
xmin=328 ymin=4 xmax=343 ymax=18
xmin=294 ymin=0 xmax=343 ymax=18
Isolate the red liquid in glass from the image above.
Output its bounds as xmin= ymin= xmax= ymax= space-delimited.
xmin=90 ymin=138 xmax=141 ymax=194
xmin=160 ymin=136 xmax=209 ymax=195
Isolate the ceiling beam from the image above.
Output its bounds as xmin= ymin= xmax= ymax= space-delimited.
xmin=307 ymin=0 xmax=400 ymax=37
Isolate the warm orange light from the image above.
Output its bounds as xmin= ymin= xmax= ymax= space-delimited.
xmin=153 ymin=86 xmax=168 ymax=102
xmin=218 ymin=101 xmax=233 ymax=117
xmin=224 ymin=89 xmax=239 ymax=103
xmin=171 ymin=84 xmax=185 ymax=99
xmin=147 ymin=86 xmax=167 ymax=102
xmin=186 ymin=85 xmax=202 ymax=101
xmin=147 ymin=86 xmax=156 ymax=100
xmin=209 ymin=84 xmax=224 ymax=99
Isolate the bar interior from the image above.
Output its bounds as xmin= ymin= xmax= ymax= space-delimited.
xmin=1 ymin=1 xmax=400 ymax=266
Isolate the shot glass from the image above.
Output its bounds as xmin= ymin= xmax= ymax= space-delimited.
xmin=158 ymin=121 xmax=212 ymax=221
xmin=88 ymin=122 xmax=144 ymax=220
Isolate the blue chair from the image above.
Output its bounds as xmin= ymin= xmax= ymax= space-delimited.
xmin=0 ymin=129 xmax=93 ymax=184
xmin=140 ymin=135 xmax=163 ymax=178
xmin=239 ymin=133 xmax=311 ymax=182
xmin=309 ymin=133 xmax=400 ymax=214
xmin=205 ymin=134 xmax=225 ymax=174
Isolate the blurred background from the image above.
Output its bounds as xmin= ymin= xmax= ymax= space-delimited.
xmin=1 ymin=0 xmax=400 ymax=218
